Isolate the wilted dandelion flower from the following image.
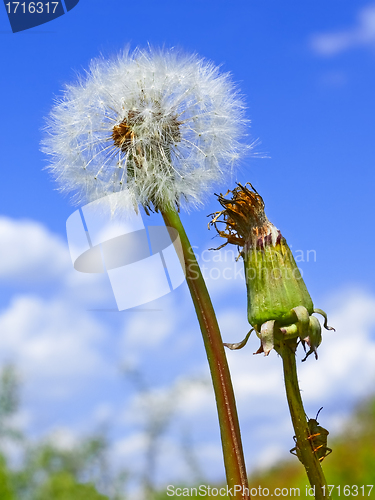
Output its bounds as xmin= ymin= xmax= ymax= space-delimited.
xmin=210 ymin=183 xmax=334 ymax=359
xmin=42 ymin=47 xmax=249 ymax=212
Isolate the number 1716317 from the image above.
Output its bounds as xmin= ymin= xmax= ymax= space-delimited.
xmin=321 ymin=485 xmax=374 ymax=496
xmin=5 ymin=2 xmax=60 ymax=14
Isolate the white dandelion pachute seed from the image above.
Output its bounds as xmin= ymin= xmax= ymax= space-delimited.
xmin=42 ymin=47 xmax=250 ymax=212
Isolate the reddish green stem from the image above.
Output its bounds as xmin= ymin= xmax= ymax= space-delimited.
xmin=161 ymin=205 xmax=249 ymax=499
xmin=280 ymin=339 xmax=330 ymax=500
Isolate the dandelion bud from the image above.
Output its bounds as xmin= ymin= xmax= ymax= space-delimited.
xmin=210 ymin=183 xmax=334 ymax=357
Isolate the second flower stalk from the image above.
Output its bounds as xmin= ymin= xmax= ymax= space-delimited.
xmin=209 ymin=183 xmax=334 ymax=499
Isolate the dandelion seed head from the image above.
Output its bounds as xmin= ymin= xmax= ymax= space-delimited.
xmin=42 ymin=47 xmax=250 ymax=212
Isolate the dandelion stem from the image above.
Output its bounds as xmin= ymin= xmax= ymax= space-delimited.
xmin=161 ymin=205 xmax=250 ymax=499
xmin=279 ymin=339 xmax=330 ymax=500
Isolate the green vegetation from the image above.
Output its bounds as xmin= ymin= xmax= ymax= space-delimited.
xmin=0 ymin=454 xmax=15 ymax=500
xmin=35 ymin=472 xmax=108 ymax=500
xmin=0 ymin=364 xmax=116 ymax=499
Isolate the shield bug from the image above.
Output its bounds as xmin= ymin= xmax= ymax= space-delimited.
xmin=290 ymin=407 xmax=332 ymax=462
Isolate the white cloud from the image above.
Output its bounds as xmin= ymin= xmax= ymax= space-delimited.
xmin=113 ymin=432 xmax=148 ymax=462
xmin=0 ymin=215 xmax=123 ymax=311
xmin=255 ymin=444 xmax=287 ymax=471
xmin=0 ymin=294 xmax=112 ymax=400
xmin=310 ymin=4 xmax=375 ymax=56
xmin=298 ymin=289 xmax=375 ymax=405
xmin=176 ymin=380 xmax=214 ymax=417
xmin=42 ymin=427 xmax=80 ymax=451
xmin=121 ymin=298 xmax=175 ymax=349
xmin=0 ymin=217 xmax=71 ymax=284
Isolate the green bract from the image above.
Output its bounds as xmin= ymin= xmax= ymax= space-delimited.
xmin=209 ymin=183 xmax=334 ymax=360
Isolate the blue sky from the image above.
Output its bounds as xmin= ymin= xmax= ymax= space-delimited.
xmin=1 ymin=0 xmax=375 ymax=495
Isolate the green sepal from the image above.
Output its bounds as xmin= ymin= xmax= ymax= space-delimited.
xmin=302 ymin=315 xmax=322 ymax=362
xmin=245 ymin=238 xmax=314 ymax=327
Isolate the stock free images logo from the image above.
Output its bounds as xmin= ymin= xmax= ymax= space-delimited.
xmin=66 ymin=193 xmax=186 ymax=311
xmin=3 ymin=0 xmax=79 ymax=32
